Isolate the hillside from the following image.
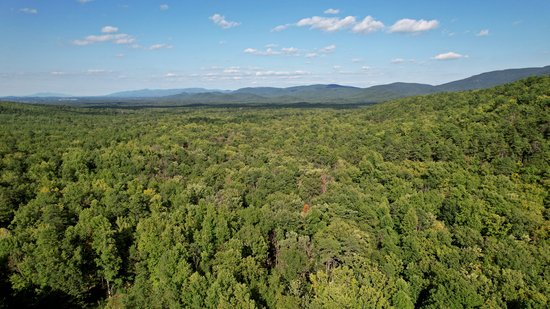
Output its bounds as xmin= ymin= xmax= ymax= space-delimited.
xmin=0 ymin=77 xmax=549 ymax=308
xmin=436 ymin=65 xmax=550 ymax=92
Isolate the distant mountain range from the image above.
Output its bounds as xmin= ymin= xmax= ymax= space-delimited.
xmin=4 ymin=65 xmax=550 ymax=105
xmin=107 ymin=88 xmax=229 ymax=98
xmin=159 ymin=65 xmax=550 ymax=105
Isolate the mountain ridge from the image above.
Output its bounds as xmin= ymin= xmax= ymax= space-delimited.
xmin=4 ymin=65 xmax=549 ymax=105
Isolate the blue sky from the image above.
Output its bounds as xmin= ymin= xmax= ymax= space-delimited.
xmin=1 ymin=0 xmax=549 ymax=96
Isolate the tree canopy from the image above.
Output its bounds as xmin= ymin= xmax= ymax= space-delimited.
xmin=0 ymin=77 xmax=549 ymax=308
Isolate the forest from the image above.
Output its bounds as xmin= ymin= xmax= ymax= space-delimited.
xmin=0 ymin=77 xmax=549 ymax=308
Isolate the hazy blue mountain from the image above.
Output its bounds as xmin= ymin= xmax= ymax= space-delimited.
xmin=107 ymin=88 xmax=227 ymax=98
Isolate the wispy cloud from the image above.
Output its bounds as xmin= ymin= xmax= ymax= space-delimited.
xmin=86 ymin=69 xmax=110 ymax=75
xmin=209 ymin=14 xmax=240 ymax=29
xmin=73 ymin=26 xmax=135 ymax=46
xmin=20 ymin=8 xmax=38 ymax=14
xmin=244 ymin=46 xmax=300 ymax=56
xmin=160 ymin=4 xmax=169 ymax=11
xmin=303 ymin=44 xmax=337 ymax=59
xmin=319 ymin=44 xmax=336 ymax=53
xmin=244 ymin=47 xmax=281 ymax=56
xmin=433 ymin=52 xmax=466 ymax=60
xmin=245 ymin=44 xmax=335 ymax=58
xmin=149 ymin=44 xmax=173 ymax=50
xmin=389 ymin=18 xmax=439 ymax=33
xmin=77 ymin=0 xmax=94 ymax=4
xmin=390 ymin=58 xmax=416 ymax=64
xmin=476 ymin=29 xmax=489 ymax=37
xmin=178 ymin=66 xmax=311 ymax=83
xmin=324 ymin=8 xmax=340 ymax=15
xmin=352 ymin=16 xmax=385 ymax=34
xmin=275 ymin=15 xmax=385 ymax=35
xmin=255 ymin=70 xmax=308 ymax=77
xmin=271 ymin=24 xmax=291 ymax=32
xmin=281 ymin=47 xmax=300 ymax=55
xmin=297 ymin=16 xmax=356 ymax=32
xmin=101 ymin=26 xmax=118 ymax=33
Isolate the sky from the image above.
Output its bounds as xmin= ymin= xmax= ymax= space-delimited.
xmin=1 ymin=0 xmax=549 ymax=96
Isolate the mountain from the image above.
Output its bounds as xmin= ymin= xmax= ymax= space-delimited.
xmin=3 ymin=65 xmax=549 ymax=106
xmin=234 ymin=84 xmax=362 ymax=99
xmin=435 ymin=65 xmax=550 ymax=92
xmin=107 ymin=88 xmax=227 ymax=98
xmin=359 ymin=82 xmax=437 ymax=102
xmin=164 ymin=65 xmax=550 ymax=105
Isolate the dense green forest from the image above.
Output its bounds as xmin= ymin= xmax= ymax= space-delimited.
xmin=0 ymin=77 xmax=549 ymax=308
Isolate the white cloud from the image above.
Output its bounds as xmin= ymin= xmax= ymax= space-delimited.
xmin=77 ymin=0 xmax=93 ymax=3
xmin=86 ymin=69 xmax=108 ymax=75
xmin=391 ymin=58 xmax=406 ymax=64
xmin=351 ymin=58 xmax=363 ymax=63
xmin=389 ymin=18 xmax=439 ymax=33
xmin=319 ymin=44 xmax=336 ymax=54
xmin=433 ymin=52 xmax=466 ymax=60
xmin=191 ymin=66 xmax=310 ymax=82
xmin=149 ymin=44 xmax=173 ymax=50
xmin=271 ymin=24 xmax=290 ymax=32
xmin=210 ymin=14 xmax=240 ymax=29
xmin=255 ymin=70 xmax=308 ymax=77
xmin=101 ymin=26 xmax=118 ymax=33
xmin=50 ymin=71 xmax=66 ymax=76
xmin=160 ymin=4 xmax=169 ymax=11
xmin=73 ymin=27 xmax=136 ymax=46
xmin=114 ymin=35 xmax=135 ymax=44
xmin=352 ymin=16 xmax=384 ymax=34
xmin=476 ymin=29 xmax=489 ymax=36
xmin=20 ymin=8 xmax=38 ymax=14
xmin=244 ymin=44 xmax=335 ymax=59
xmin=324 ymin=8 xmax=340 ymax=15
xmin=244 ymin=47 xmax=300 ymax=56
xmin=297 ymin=16 xmax=356 ymax=32
xmin=281 ymin=47 xmax=299 ymax=55
xmin=302 ymin=45 xmax=336 ymax=59
xmin=223 ymin=67 xmax=240 ymax=74
xmin=361 ymin=66 xmax=371 ymax=70
xmin=244 ymin=47 xmax=281 ymax=56
xmin=165 ymin=73 xmax=179 ymax=78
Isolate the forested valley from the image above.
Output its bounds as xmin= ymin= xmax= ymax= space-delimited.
xmin=0 ymin=77 xmax=549 ymax=308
